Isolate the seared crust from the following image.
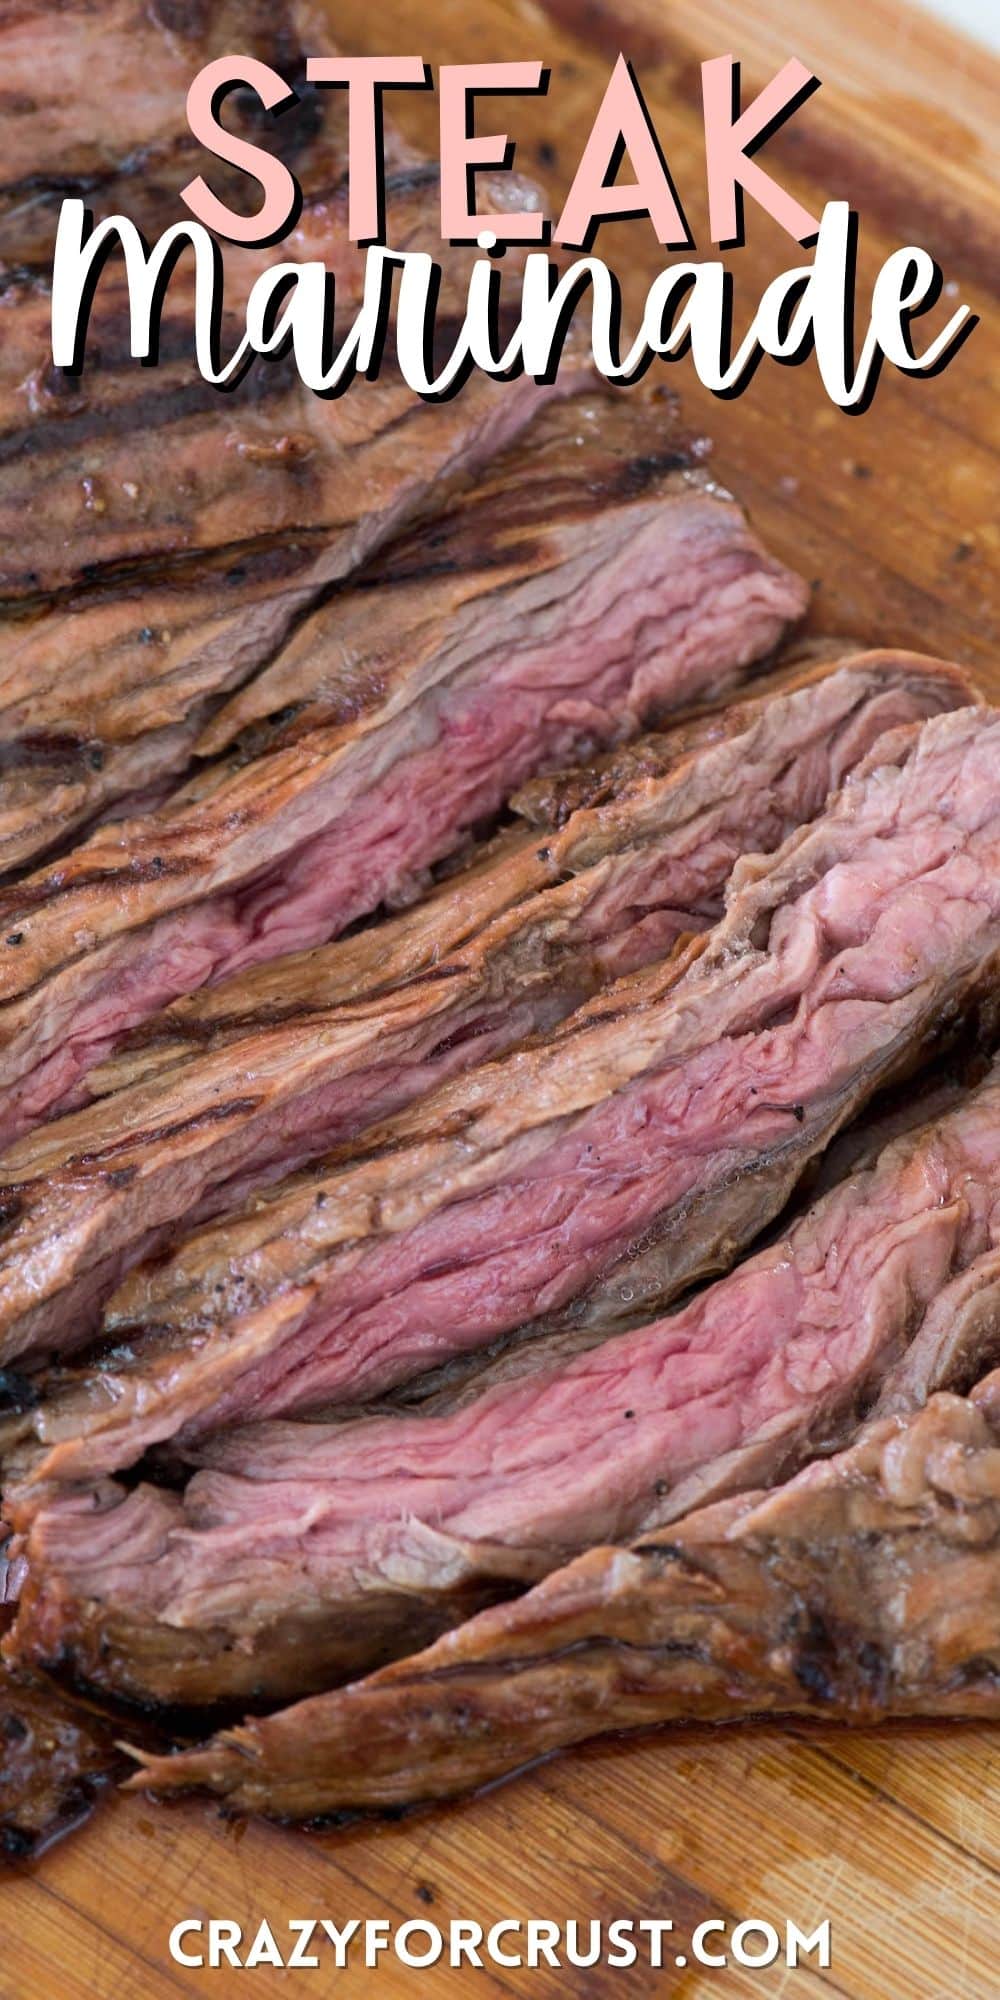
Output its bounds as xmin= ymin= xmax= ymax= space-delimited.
xmin=0 ymin=648 xmax=965 ymax=1371
xmin=9 ymin=1060 xmax=1000 ymax=1712
xmin=7 ymin=706 xmax=1000 ymax=1512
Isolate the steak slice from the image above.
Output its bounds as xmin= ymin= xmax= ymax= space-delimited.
xmin=15 ymin=704 xmax=1000 ymax=1489
xmin=0 ymin=24 xmax=546 ymax=863
xmin=0 ymin=650 xmax=965 ymax=1370
xmin=0 ymin=0 xmax=492 ymax=611
xmin=10 ymin=1061 xmax=1000 ymax=1706
xmin=0 ymin=542 xmax=327 ymax=876
xmin=0 ymin=8 xmax=352 ymax=275
xmin=0 ymin=156 xmax=533 ymax=607
xmin=0 ymin=0 xmax=333 ymax=248
xmin=125 ymin=1366 xmax=1000 ymax=1818
xmin=0 ymin=359 xmax=547 ymax=878
xmin=0 ymin=147 xmax=555 ymax=877
xmin=0 ymin=392 xmax=807 ymax=1140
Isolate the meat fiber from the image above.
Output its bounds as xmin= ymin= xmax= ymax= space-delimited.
xmin=13 ymin=704 xmax=1000 ymax=1490
xmin=0 ymin=649 xmax=965 ymax=1370
xmin=125 ymin=1366 xmax=1000 ymax=1817
xmin=0 ymin=392 xmax=807 ymax=1138
xmin=9 ymin=1063 xmax=1000 ymax=1706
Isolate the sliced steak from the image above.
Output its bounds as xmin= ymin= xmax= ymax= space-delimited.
xmin=0 ymin=392 xmax=807 ymax=1139
xmin=0 ymin=4 xmax=473 ymax=606
xmin=0 ymin=0 xmax=352 ymax=276
xmin=0 ymin=36 xmax=547 ymax=866
xmin=0 ymin=359 xmax=546 ymax=877
xmin=0 ymin=151 xmax=531 ymax=608
xmin=0 ymin=542 xmax=326 ymax=875
xmin=0 ymin=650 xmax=965 ymax=1369
xmin=0 ymin=147 xmax=555 ymax=876
xmin=0 ymin=0 xmax=334 ymax=247
xmin=9 ymin=1062 xmax=1000 ymax=1706
xmin=393 ymin=1033 xmax=1000 ymax=1416
xmin=15 ymin=704 xmax=1000 ymax=1489
xmin=125 ymin=1367 xmax=1000 ymax=1817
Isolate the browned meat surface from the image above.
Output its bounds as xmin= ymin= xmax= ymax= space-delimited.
xmin=0 ymin=541 xmax=328 ymax=874
xmin=0 ymin=13 xmax=344 ymax=274
xmin=0 ymin=1663 xmax=122 ymax=1858
xmin=126 ymin=1367 xmax=1000 ymax=1818
xmin=0 ymin=649 xmax=965 ymax=1371
xmin=10 ymin=1062 xmax=1000 ymax=1709
xmin=10 ymin=0 xmax=994 ymax=1844
xmin=12 ymin=705 xmax=1000 ymax=1491
xmin=0 ymin=392 xmax=806 ymax=1140
xmin=0 ymin=19 xmax=556 ymax=872
xmin=0 ymin=1 xmax=335 ymax=255
xmin=0 ymin=3 xmax=479 ymax=612
xmin=0 ymin=153 xmax=559 ymax=878
xmin=0 ymin=367 xmax=547 ymax=876
xmin=0 ymin=154 xmax=536 ymax=610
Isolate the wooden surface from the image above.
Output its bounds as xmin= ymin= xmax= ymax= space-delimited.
xmin=7 ymin=3 xmax=1000 ymax=1994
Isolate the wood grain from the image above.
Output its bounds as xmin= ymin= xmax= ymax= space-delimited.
xmin=6 ymin=3 xmax=999 ymax=1995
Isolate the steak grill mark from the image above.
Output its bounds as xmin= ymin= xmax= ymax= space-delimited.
xmin=0 ymin=650 xmax=965 ymax=1371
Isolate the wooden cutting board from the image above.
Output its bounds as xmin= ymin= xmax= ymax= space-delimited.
xmin=6 ymin=3 xmax=999 ymax=1994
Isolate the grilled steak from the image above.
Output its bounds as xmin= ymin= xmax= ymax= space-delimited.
xmin=0 ymin=0 xmax=492 ymax=608
xmin=0 ymin=186 xmax=548 ymax=850
xmin=0 ymin=158 xmax=559 ymax=877
xmin=0 ymin=543 xmax=325 ymax=875
xmin=0 ymin=0 xmax=334 ymax=262
xmin=126 ymin=1367 xmax=1000 ymax=1817
xmin=0 ymin=152 xmax=536 ymax=609
xmin=10 ymin=1061 xmax=1000 ymax=1706
xmin=13 ymin=704 xmax=1000 ymax=1490
xmin=0 ymin=361 xmax=547 ymax=877
xmin=0 ymin=26 xmax=553 ymax=871
xmin=0 ymin=392 xmax=806 ymax=1139
xmin=86 ymin=647 xmax=862 ymax=1094
xmin=1 ymin=1506 xmax=119 ymax=1858
xmin=0 ymin=649 xmax=964 ymax=1370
